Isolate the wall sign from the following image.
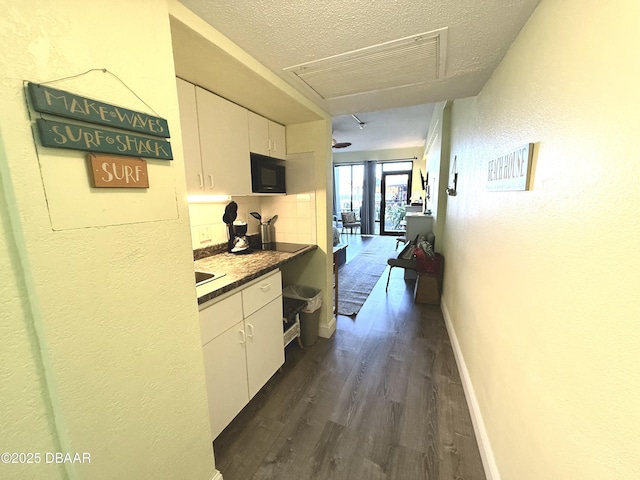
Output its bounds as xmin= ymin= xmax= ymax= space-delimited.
xmin=88 ymin=154 xmax=149 ymax=188
xmin=486 ymin=143 xmax=533 ymax=191
xmin=36 ymin=119 xmax=173 ymax=160
xmin=27 ymin=82 xmax=170 ymax=138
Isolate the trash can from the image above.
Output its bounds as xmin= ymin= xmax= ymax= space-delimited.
xmin=282 ymin=285 xmax=322 ymax=346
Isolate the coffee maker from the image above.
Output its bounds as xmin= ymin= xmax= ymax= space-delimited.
xmin=231 ymin=221 xmax=249 ymax=253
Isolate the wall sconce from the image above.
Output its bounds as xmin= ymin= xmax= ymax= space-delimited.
xmin=421 ymin=170 xmax=431 ymax=201
xmin=446 ymin=155 xmax=458 ymax=196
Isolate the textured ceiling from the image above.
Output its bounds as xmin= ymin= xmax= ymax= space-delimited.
xmin=176 ymin=0 xmax=540 ymax=152
xmin=332 ymin=104 xmax=436 ymax=152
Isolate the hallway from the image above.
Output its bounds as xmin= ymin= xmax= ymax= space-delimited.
xmin=213 ymin=263 xmax=485 ymax=479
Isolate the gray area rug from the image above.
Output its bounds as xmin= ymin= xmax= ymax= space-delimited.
xmin=337 ymin=235 xmax=397 ymax=316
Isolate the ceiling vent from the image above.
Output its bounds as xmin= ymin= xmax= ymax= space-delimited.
xmin=284 ymin=28 xmax=448 ymax=100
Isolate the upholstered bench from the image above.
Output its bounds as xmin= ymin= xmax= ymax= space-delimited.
xmin=386 ymin=233 xmax=442 ymax=303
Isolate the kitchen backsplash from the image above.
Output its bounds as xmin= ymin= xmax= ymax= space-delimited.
xmin=261 ymin=193 xmax=316 ymax=244
xmin=188 ymin=193 xmax=316 ymax=250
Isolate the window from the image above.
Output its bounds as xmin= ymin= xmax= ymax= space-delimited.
xmin=334 ymin=160 xmax=414 ymax=234
xmin=334 ymin=164 xmax=364 ymax=215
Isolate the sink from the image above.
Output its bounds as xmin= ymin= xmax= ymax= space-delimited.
xmin=195 ymin=271 xmax=218 ymax=286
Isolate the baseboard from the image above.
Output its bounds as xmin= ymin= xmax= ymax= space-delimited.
xmin=441 ymin=299 xmax=501 ymax=480
xmin=318 ymin=315 xmax=337 ymax=338
xmin=211 ymin=469 xmax=223 ymax=480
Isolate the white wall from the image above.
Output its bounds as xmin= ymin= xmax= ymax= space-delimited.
xmin=332 ymin=146 xmax=424 ymax=165
xmin=285 ymin=120 xmax=334 ymax=337
xmin=438 ymin=1 xmax=640 ymax=479
xmin=0 ymin=130 xmax=65 ymax=479
xmin=424 ymin=102 xmax=451 ymax=249
xmin=0 ymin=1 xmax=215 ymax=479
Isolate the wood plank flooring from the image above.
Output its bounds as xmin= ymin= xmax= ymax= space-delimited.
xmin=213 ymin=240 xmax=486 ymax=480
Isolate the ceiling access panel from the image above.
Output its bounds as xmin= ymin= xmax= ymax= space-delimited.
xmin=284 ymin=28 xmax=448 ymax=100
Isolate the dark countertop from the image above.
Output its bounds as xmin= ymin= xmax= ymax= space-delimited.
xmin=195 ymin=244 xmax=317 ymax=305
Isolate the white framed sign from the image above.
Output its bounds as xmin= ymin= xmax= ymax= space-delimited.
xmin=486 ymin=143 xmax=533 ymax=191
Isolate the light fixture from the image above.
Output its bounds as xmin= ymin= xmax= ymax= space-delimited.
xmin=351 ymin=114 xmax=366 ymax=129
xmin=187 ymin=194 xmax=232 ymax=203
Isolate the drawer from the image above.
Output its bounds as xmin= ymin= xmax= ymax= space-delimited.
xmin=199 ymin=292 xmax=243 ymax=346
xmin=242 ymin=270 xmax=282 ymax=318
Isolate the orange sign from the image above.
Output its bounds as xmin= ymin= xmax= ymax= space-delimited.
xmin=88 ymin=154 xmax=149 ymax=188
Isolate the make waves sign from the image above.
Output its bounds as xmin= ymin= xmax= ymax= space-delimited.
xmin=486 ymin=143 xmax=533 ymax=191
xmin=27 ymin=82 xmax=172 ymax=160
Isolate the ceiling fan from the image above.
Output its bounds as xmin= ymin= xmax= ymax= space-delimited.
xmin=332 ymin=138 xmax=352 ymax=149
xmin=332 ymin=114 xmax=365 ymax=149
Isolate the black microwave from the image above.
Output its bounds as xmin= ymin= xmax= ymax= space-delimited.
xmin=250 ymin=153 xmax=286 ymax=194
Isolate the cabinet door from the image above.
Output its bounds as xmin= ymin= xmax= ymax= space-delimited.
xmin=248 ymin=111 xmax=270 ymax=156
xmin=201 ymin=322 xmax=249 ymax=440
xmin=245 ymin=297 xmax=285 ymax=399
xmin=175 ymin=78 xmax=204 ymax=194
xmin=196 ymin=87 xmax=251 ymax=195
xmin=268 ymin=120 xmax=286 ymax=160
xmin=248 ymin=112 xmax=286 ymax=160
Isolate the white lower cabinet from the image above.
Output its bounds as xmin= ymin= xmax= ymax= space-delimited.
xmin=245 ymin=298 xmax=285 ymax=398
xmin=199 ymin=270 xmax=284 ymax=440
xmin=201 ymin=318 xmax=248 ymax=439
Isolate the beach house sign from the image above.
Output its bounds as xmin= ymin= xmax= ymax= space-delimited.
xmin=486 ymin=143 xmax=533 ymax=191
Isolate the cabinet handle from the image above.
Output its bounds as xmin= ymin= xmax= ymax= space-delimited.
xmin=197 ymin=173 xmax=204 ymax=188
xmin=238 ymin=329 xmax=246 ymax=344
xmin=259 ymin=283 xmax=271 ymax=292
xmin=246 ymin=324 xmax=254 ymax=339
xmin=267 ymin=139 xmax=272 ymax=151
xmin=271 ymin=141 xmax=276 ymax=152
xmin=208 ymin=174 xmax=214 ymax=189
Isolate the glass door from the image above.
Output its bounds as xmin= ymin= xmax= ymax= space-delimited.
xmin=380 ymin=171 xmax=412 ymax=236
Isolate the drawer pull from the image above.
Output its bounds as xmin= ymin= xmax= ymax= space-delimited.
xmin=260 ymin=283 xmax=271 ymax=291
xmin=246 ymin=324 xmax=254 ymax=339
xmin=238 ymin=329 xmax=246 ymax=344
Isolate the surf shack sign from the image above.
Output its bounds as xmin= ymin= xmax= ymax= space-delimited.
xmin=27 ymin=82 xmax=172 ymax=160
xmin=486 ymin=143 xmax=534 ymax=191
xmin=36 ymin=119 xmax=172 ymax=160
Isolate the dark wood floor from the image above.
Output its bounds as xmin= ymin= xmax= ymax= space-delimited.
xmin=213 ymin=236 xmax=486 ymax=480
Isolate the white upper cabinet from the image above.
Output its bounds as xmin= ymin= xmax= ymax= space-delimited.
xmin=175 ymin=78 xmax=205 ymax=194
xmin=176 ymin=79 xmax=285 ymax=195
xmin=196 ymin=87 xmax=252 ymax=195
xmin=248 ymin=111 xmax=286 ymax=160
xmin=269 ymin=121 xmax=286 ymax=160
